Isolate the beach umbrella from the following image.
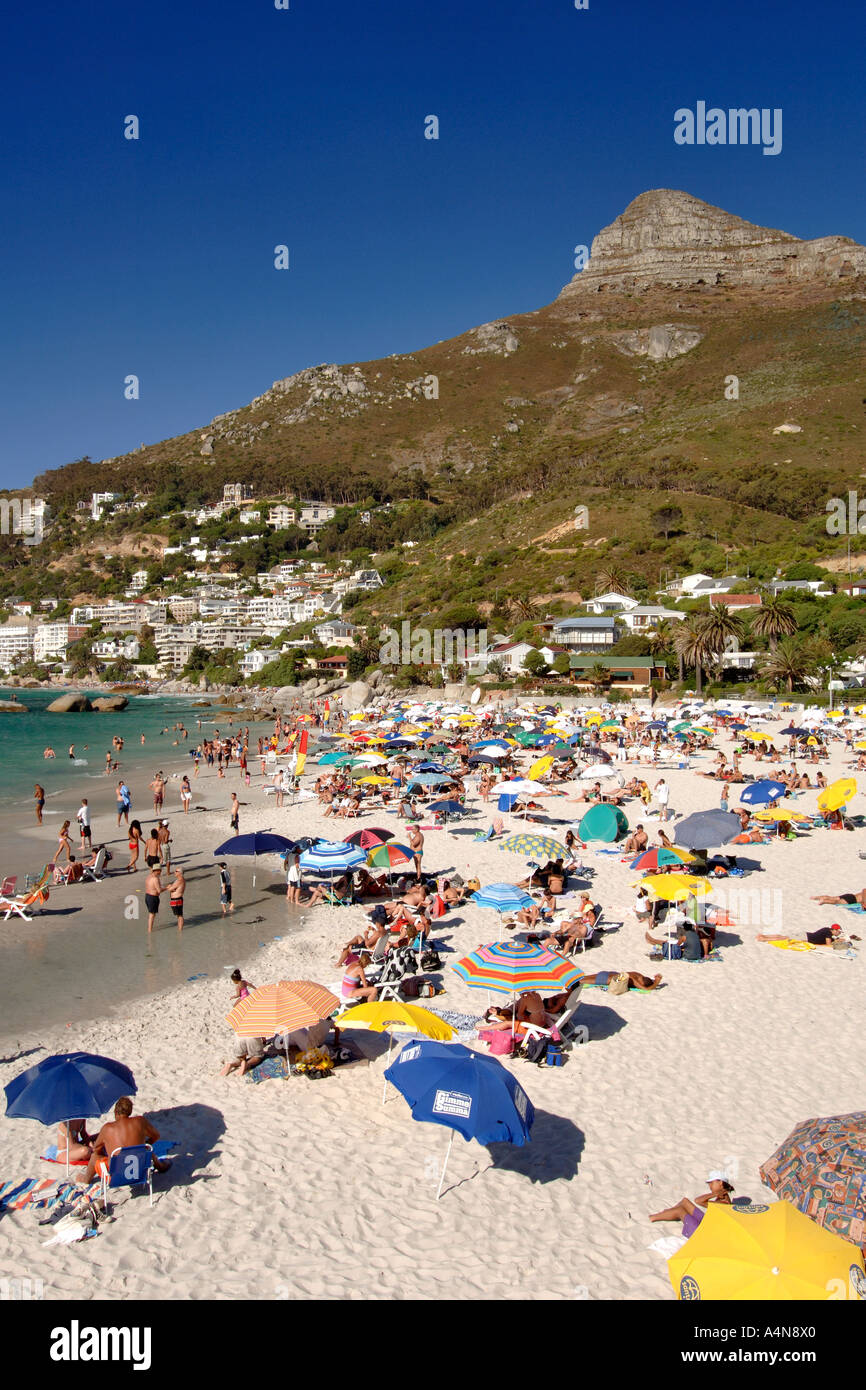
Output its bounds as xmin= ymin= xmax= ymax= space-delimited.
xmin=630 ymin=846 xmax=695 ymax=872
xmin=668 ymin=1201 xmax=865 ymax=1301
xmin=528 ymin=755 xmax=555 ymax=780
xmin=366 ymin=842 xmax=414 ymax=872
xmin=751 ymin=808 xmax=811 ymax=824
xmin=759 ymin=1111 xmax=866 ymax=1250
xmin=354 ymin=774 xmax=393 ymax=786
xmin=337 ymin=1000 xmax=455 ymax=1102
xmin=639 ymin=873 xmax=710 ymax=902
xmin=497 ymin=832 xmax=570 ymax=861
xmin=453 ymin=938 xmax=582 ymax=995
xmin=343 ymin=827 xmax=394 ymax=849
xmin=469 ymin=883 xmax=535 ymax=917
xmin=409 ymin=773 xmax=454 ymax=786
xmin=491 ymin=778 xmax=549 ymax=797
xmin=415 ymin=761 xmax=450 ymax=773
xmin=427 ymin=798 xmax=466 ymax=824
xmin=818 ymin=778 xmax=857 ymax=813
xmin=5 ymin=1052 xmax=137 ymax=1176
xmin=213 ymin=831 xmax=297 ymax=886
xmin=226 ymin=981 xmax=339 ymax=1062
xmin=298 ymin=841 xmax=367 ymax=877
xmin=317 ymin=751 xmax=346 ymax=765
xmin=384 ymin=1039 xmax=535 ymax=1198
xmin=739 ymin=780 xmax=788 ymax=806
xmin=674 ymin=810 xmax=742 ymax=850
xmin=578 ymin=763 xmax=621 ymax=780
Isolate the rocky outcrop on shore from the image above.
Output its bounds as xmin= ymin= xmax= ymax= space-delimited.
xmin=46 ymin=692 xmax=128 ymax=712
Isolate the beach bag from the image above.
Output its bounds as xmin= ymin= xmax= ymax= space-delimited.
xmin=430 ymin=894 xmax=447 ymax=919
xmin=466 ymin=876 xmax=481 ymax=893
xmin=522 ymin=1036 xmax=548 ymax=1064
xmin=479 ymin=1028 xmax=515 ymax=1056
xmin=545 ymin=1042 xmax=564 ymax=1067
xmin=400 ymin=976 xmax=435 ymax=999
xmin=607 ymin=972 xmax=630 ymax=996
xmin=420 ymin=948 xmax=442 ymax=972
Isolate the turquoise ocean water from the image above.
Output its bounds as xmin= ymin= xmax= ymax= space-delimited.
xmin=0 ymin=689 xmax=249 ymax=804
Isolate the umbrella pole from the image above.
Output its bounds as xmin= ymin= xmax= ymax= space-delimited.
xmin=436 ymin=1130 xmax=455 ymax=1201
xmin=381 ymin=1034 xmax=393 ymax=1105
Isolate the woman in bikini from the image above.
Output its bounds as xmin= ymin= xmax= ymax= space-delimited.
xmin=127 ymin=820 xmax=143 ymax=872
xmin=649 ymin=1172 xmax=734 ymax=1237
xmin=56 ymin=820 xmax=73 ymax=864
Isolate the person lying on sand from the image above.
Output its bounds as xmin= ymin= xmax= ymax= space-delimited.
xmin=757 ymin=924 xmax=855 ymax=947
xmin=649 ymin=1172 xmax=734 ymax=1235
xmin=811 ymin=889 xmax=866 ymax=907
xmin=545 ymin=971 xmax=662 ymax=1004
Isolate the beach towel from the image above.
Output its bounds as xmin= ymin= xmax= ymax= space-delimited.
xmin=843 ymin=903 xmax=866 ymax=913
xmin=0 ymin=1176 xmax=100 ymax=1211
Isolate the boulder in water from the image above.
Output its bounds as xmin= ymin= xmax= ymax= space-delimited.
xmin=47 ymin=693 xmax=93 ymax=712
xmin=0 ymin=699 xmax=26 ymax=712
xmin=91 ymin=695 xmax=129 ymax=712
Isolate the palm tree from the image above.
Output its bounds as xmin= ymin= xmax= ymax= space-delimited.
xmin=758 ymin=637 xmax=817 ymax=693
xmin=751 ymin=596 xmax=798 ymax=652
xmin=701 ymin=607 xmax=746 ymax=675
xmin=646 ymin=619 xmax=673 ymax=656
xmin=587 ymin=663 xmax=612 ymax=692
xmin=673 ymin=615 xmax=714 ymax=696
xmin=595 ymin=568 xmax=630 ymax=596
xmin=507 ymin=595 xmax=541 ymax=623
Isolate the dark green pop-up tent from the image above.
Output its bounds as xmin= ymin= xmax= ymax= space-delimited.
xmin=577 ymin=803 xmax=629 ymax=843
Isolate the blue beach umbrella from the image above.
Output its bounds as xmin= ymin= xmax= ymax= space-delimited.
xmin=298 ymin=840 xmax=367 ymax=877
xmin=407 ymin=773 xmax=453 ymax=787
xmin=470 ymin=883 xmax=535 ymax=914
xmin=427 ymin=798 xmax=467 ymax=823
xmin=5 ymin=1052 xmax=137 ymax=1175
xmin=213 ymin=831 xmax=297 ymax=886
xmin=740 ymin=780 xmax=787 ymax=806
xmin=384 ymin=1039 xmax=535 ymax=1198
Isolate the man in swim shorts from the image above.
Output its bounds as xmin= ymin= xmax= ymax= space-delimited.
xmin=78 ymin=1096 xmax=170 ymax=1182
xmin=168 ymin=866 xmax=185 ymax=932
xmin=145 ymin=865 xmax=163 ymax=933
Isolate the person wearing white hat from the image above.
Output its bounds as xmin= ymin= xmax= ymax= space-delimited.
xmin=649 ymin=1172 xmax=734 ymax=1238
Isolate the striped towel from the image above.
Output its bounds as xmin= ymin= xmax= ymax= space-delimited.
xmin=0 ymin=1177 xmax=98 ymax=1210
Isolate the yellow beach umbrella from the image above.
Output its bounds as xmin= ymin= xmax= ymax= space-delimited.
xmin=354 ymin=774 xmax=393 ymax=785
xmin=752 ymin=808 xmax=810 ymax=823
xmin=529 ymin=754 xmax=555 ymax=779
xmin=818 ymin=778 xmax=857 ymax=813
xmin=337 ymin=1000 xmax=456 ymax=1103
xmin=827 ymin=710 xmax=845 ymax=720
xmin=741 ymin=730 xmax=767 ymax=742
xmin=585 ymin=713 xmax=603 ymax=726
xmin=638 ymin=874 xmax=711 ymax=901
xmin=668 ymin=1201 xmax=866 ymax=1301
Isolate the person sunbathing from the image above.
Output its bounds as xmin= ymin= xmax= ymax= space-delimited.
xmin=516 ymin=887 xmax=557 ymax=928
xmin=757 ymin=924 xmax=851 ymax=947
xmin=811 ymin=888 xmax=866 ymax=907
xmin=547 ymin=970 xmax=662 ymax=1002
xmin=440 ymin=879 xmax=465 ymax=906
xmin=57 ymin=1118 xmax=93 ymax=1164
xmin=78 ymin=1097 xmax=170 ymax=1182
xmin=649 ymin=1172 xmax=734 ymax=1235
xmin=623 ymin=824 xmax=648 ymax=855
xmin=336 ymin=919 xmax=388 ymax=965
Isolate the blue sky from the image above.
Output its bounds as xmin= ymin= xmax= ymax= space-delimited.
xmin=3 ymin=0 xmax=864 ymax=487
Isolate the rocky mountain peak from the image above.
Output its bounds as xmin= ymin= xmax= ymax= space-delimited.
xmin=559 ymin=188 xmax=866 ymax=295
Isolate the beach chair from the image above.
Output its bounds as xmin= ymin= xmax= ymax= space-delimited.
xmin=1 ymin=882 xmax=51 ymax=921
xmin=0 ymin=876 xmax=16 ymax=899
xmin=521 ymin=984 xmax=588 ymax=1050
xmin=100 ymin=1144 xmax=157 ymax=1211
xmin=81 ymin=848 xmax=107 ymax=882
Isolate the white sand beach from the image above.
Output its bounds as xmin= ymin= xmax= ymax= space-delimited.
xmin=1 ymin=703 xmax=864 ymax=1301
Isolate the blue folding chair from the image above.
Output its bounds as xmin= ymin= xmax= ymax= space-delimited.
xmin=101 ymin=1143 xmax=155 ymax=1210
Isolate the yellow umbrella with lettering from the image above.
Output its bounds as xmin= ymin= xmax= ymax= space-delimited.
xmin=818 ymin=778 xmax=857 ymax=813
xmin=668 ymin=1200 xmax=866 ymax=1301
xmin=529 ymin=754 xmax=555 ymax=780
xmin=637 ymin=874 xmax=710 ymax=901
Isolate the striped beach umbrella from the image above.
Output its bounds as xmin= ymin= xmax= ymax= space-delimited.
xmin=298 ymin=841 xmax=367 ymax=876
xmin=452 ymin=939 xmax=582 ymax=995
xmin=343 ymin=827 xmax=394 ymax=849
xmin=630 ymin=846 xmax=695 ymax=871
xmin=366 ymin=842 xmax=414 ymax=872
xmin=469 ymin=883 xmax=535 ymax=914
xmin=226 ymin=981 xmax=339 ymax=1058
